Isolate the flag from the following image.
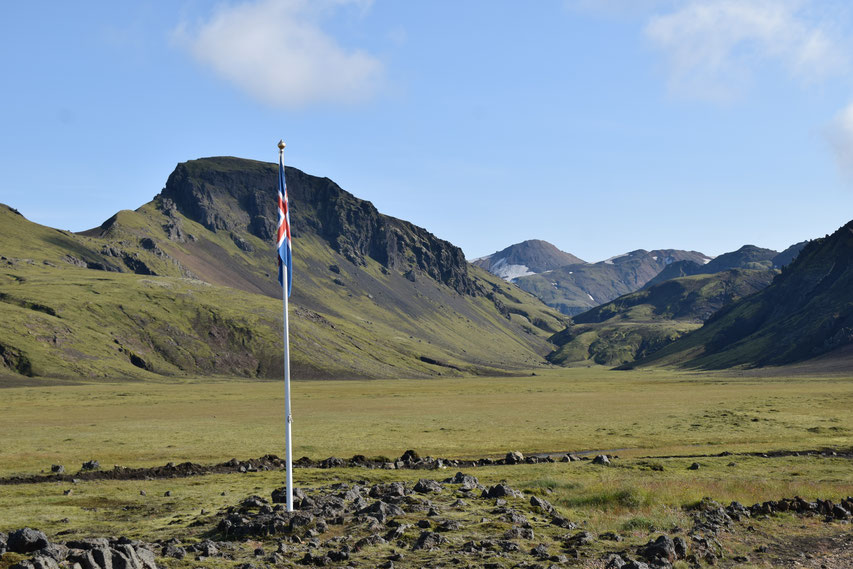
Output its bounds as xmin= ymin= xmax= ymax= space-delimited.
xmin=277 ymin=154 xmax=292 ymax=296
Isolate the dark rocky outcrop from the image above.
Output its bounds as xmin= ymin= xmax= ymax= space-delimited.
xmin=158 ymin=158 xmax=480 ymax=295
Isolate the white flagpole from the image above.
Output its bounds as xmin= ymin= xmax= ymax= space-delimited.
xmin=279 ymin=140 xmax=294 ymax=513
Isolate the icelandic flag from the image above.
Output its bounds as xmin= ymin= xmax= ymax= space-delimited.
xmin=277 ymin=153 xmax=293 ymax=296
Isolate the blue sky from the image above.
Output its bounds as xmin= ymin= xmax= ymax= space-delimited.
xmin=3 ymin=0 xmax=853 ymax=262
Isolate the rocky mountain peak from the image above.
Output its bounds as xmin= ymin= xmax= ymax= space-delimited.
xmin=158 ymin=157 xmax=479 ymax=296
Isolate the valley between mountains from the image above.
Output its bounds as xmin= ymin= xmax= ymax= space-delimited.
xmin=1 ymin=156 xmax=851 ymax=380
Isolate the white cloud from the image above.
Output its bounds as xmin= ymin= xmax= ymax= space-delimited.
xmin=175 ymin=0 xmax=383 ymax=108
xmin=644 ymin=0 xmax=847 ymax=101
xmin=827 ymin=101 xmax=853 ymax=179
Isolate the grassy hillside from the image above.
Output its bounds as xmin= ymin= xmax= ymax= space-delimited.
xmin=0 ymin=158 xmax=568 ymax=380
xmin=547 ymin=269 xmax=776 ymax=366
xmin=636 ymin=220 xmax=853 ymax=369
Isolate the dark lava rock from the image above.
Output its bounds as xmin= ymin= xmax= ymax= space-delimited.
xmin=319 ymin=457 xmax=344 ymax=469
xmin=443 ymin=472 xmax=481 ymax=490
xmin=638 ymin=535 xmax=678 ymax=563
xmin=272 ymin=487 xmax=306 ymax=504
xmin=50 ymin=465 xmax=64 ymax=474
xmin=359 ymin=500 xmax=405 ymax=519
xmin=9 ymin=557 xmax=60 ymax=569
xmin=530 ymin=495 xmax=554 ymax=513
xmin=564 ymin=531 xmax=594 ymax=547
xmin=194 ymin=540 xmax=220 ymax=557
xmin=592 ymin=455 xmax=611 ymax=466
xmin=505 ymin=451 xmax=525 ymax=464
xmin=413 ymin=531 xmax=446 ymax=551
xmin=688 ymin=462 xmax=700 ymax=470
xmin=436 ymin=520 xmax=461 ymax=532
xmin=161 ymin=543 xmax=187 ymax=559
xmin=369 ymin=482 xmax=407 ymax=500
xmin=65 ymin=538 xmax=110 ymax=550
xmin=600 ymin=531 xmax=622 ymax=542
xmin=8 ymin=528 xmax=50 ymax=554
xmin=530 ymin=543 xmax=549 ymax=559
xmin=622 ymin=561 xmax=651 ymax=569
xmin=503 ymin=526 xmax=534 ymax=540
xmin=81 ymin=460 xmax=100 ymax=471
xmin=400 ymin=450 xmax=420 ymax=463
xmin=413 ymin=479 xmax=443 ymax=494
xmin=550 ymin=515 xmax=576 ymax=529
xmin=481 ymin=484 xmax=523 ymax=499
xmin=605 ymin=554 xmax=626 ymax=568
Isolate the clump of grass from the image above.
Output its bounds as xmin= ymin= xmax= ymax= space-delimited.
xmin=621 ymin=516 xmax=656 ymax=531
xmin=519 ymin=477 xmax=582 ymax=492
xmin=559 ymin=487 xmax=650 ymax=509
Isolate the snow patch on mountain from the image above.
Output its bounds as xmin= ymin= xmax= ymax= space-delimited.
xmin=491 ymin=257 xmax=535 ymax=280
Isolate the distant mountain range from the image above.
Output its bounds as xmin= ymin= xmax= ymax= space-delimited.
xmin=471 ymin=240 xmax=585 ymax=280
xmin=631 ymin=220 xmax=853 ymax=369
xmin=474 ymin=239 xmax=810 ymax=317
xmin=547 ymin=269 xmax=777 ymax=366
xmin=0 ymin=157 xmax=567 ymax=380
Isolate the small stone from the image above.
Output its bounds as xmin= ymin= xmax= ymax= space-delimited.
xmin=688 ymin=462 xmax=701 ymax=470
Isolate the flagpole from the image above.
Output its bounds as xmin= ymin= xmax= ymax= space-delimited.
xmin=279 ymin=139 xmax=294 ymax=513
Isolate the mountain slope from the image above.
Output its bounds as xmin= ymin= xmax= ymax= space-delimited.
xmin=471 ymin=240 xmax=585 ymax=280
xmin=634 ymin=220 xmax=853 ymax=369
xmin=546 ymin=269 xmax=776 ymax=366
xmin=513 ymin=249 xmax=710 ymax=315
xmin=0 ymin=158 xmax=568 ymax=380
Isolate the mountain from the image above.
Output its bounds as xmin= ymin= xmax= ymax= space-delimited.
xmin=546 ymin=269 xmax=776 ymax=366
xmin=471 ymin=240 xmax=585 ymax=280
xmin=643 ymin=243 xmax=807 ymax=289
xmin=512 ymin=249 xmax=711 ymax=315
xmin=0 ymin=157 xmax=568 ymax=380
xmin=702 ymin=244 xmax=777 ymax=273
xmin=772 ymin=241 xmax=808 ymax=269
xmin=632 ymin=220 xmax=853 ymax=369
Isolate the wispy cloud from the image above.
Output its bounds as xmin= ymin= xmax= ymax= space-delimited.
xmin=644 ymin=0 xmax=847 ymax=101
xmin=827 ymin=101 xmax=853 ymax=179
xmin=174 ymin=0 xmax=383 ymax=108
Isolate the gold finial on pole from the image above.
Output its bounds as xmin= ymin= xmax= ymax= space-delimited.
xmin=278 ymin=139 xmax=286 ymax=154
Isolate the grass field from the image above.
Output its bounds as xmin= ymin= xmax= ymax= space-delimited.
xmin=1 ymin=367 xmax=851 ymax=477
xmin=1 ymin=367 xmax=852 ymax=568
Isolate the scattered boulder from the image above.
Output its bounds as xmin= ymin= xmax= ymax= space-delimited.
xmin=688 ymin=462 xmax=701 ymax=470
xmin=413 ymin=479 xmax=443 ymax=494
xmin=592 ymin=455 xmax=611 ymax=466
xmin=530 ymin=495 xmax=554 ymax=513
xmin=81 ymin=460 xmax=100 ymax=471
xmin=481 ymin=484 xmax=523 ymax=499
xmin=319 ymin=457 xmax=344 ymax=469
xmin=530 ymin=543 xmax=549 ymax=559
xmin=50 ymin=465 xmax=64 ymax=474
xmin=443 ymin=472 xmax=481 ymax=490
xmin=7 ymin=528 xmax=50 ymax=554
xmin=505 ymin=451 xmax=524 ymax=465
xmin=638 ymin=535 xmax=679 ymax=564
xmin=412 ymin=531 xmax=446 ymax=551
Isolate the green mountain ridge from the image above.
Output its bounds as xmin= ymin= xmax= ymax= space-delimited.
xmin=633 ymin=220 xmax=853 ymax=369
xmin=0 ymin=157 xmax=568 ymax=380
xmin=546 ymin=269 xmax=777 ymax=366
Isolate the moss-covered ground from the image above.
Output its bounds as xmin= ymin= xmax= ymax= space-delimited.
xmin=1 ymin=367 xmax=851 ymax=567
